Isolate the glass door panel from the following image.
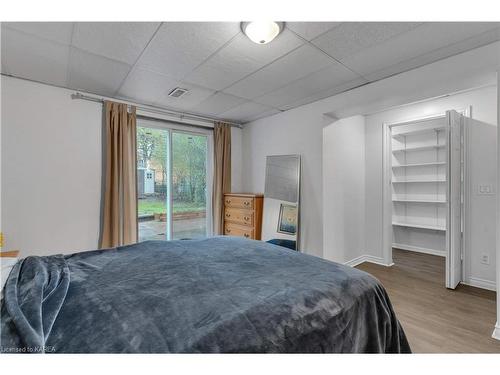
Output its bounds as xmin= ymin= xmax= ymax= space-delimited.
xmin=137 ymin=126 xmax=170 ymax=242
xmin=171 ymin=132 xmax=208 ymax=240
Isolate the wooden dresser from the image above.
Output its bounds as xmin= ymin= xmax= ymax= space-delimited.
xmin=223 ymin=193 xmax=263 ymax=240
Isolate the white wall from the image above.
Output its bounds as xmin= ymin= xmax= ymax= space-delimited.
xmin=466 ymin=115 xmax=497 ymax=289
xmin=231 ymin=126 xmax=243 ymax=193
xmin=1 ymin=76 xmax=102 ymax=256
xmin=242 ymin=108 xmax=326 ymax=257
xmin=364 ymin=85 xmax=498 ymax=287
xmin=242 ymin=41 xmax=500 ymax=257
xmin=1 ymin=75 xmax=243 ymax=257
xmin=322 ymin=115 xmax=365 ymax=263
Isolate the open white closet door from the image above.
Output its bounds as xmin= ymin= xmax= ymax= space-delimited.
xmin=446 ymin=110 xmax=462 ymax=289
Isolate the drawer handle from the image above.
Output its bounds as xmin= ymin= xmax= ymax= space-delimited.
xmin=225 ymin=200 xmax=231 ymax=204
xmin=226 ymin=229 xmax=231 ymax=233
xmin=244 ymin=233 xmax=249 ymax=238
xmin=225 ymin=213 xmax=231 ymax=217
xmin=243 ymin=201 xmax=250 ymax=206
xmin=244 ymin=216 xmax=250 ymax=221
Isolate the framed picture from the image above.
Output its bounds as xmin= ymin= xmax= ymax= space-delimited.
xmin=277 ymin=204 xmax=297 ymax=235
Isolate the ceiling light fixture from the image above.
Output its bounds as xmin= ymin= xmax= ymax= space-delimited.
xmin=241 ymin=21 xmax=284 ymax=44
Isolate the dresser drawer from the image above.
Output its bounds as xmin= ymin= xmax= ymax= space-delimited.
xmin=224 ymin=195 xmax=254 ymax=209
xmin=224 ymin=223 xmax=254 ymax=239
xmin=224 ymin=208 xmax=254 ymax=226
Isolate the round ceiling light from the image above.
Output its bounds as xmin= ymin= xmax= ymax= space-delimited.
xmin=241 ymin=21 xmax=284 ymax=44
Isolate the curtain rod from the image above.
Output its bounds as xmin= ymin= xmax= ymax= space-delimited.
xmin=71 ymin=92 xmax=243 ymax=129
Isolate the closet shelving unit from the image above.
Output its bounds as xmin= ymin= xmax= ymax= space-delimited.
xmin=391 ymin=117 xmax=448 ymax=255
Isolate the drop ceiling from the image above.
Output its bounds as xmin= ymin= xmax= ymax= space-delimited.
xmin=2 ymin=22 xmax=500 ymax=123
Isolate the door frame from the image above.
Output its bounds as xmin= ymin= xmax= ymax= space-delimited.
xmin=381 ymin=108 xmax=470 ymax=281
xmin=136 ymin=117 xmax=214 ymax=239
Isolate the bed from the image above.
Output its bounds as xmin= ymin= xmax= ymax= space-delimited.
xmin=1 ymin=237 xmax=410 ymax=353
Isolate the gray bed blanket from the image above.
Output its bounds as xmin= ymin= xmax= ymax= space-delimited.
xmin=1 ymin=237 xmax=410 ymax=353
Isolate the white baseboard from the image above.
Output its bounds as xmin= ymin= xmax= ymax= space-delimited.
xmin=393 ymin=243 xmax=446 ymax=257
xmin=343 ymin=255 xmax=365 ymax=267
xmin=462 ymin=277 xmax=497 ymax=291
xmin=344 ymin=255 xmax=393 ymax=268
xmin=493 ymin=323 xmax=500 ymax=341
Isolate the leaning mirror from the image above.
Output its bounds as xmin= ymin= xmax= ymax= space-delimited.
xmin=262 ymin=155 xmax=301 ymax=251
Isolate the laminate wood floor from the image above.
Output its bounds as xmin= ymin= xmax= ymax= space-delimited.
xmin=356 ymin=249 xmax=500 ymax=353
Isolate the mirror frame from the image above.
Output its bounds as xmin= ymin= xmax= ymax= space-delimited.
xmin=263 ymin=154 xmax=301 ymax=251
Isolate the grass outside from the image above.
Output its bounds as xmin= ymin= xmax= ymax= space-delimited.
xmin=138 ymin=197 xmax=205 ymax=216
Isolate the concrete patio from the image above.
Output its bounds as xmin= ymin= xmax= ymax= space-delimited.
xmin=139 ymin=217 xmax=207 ymax=241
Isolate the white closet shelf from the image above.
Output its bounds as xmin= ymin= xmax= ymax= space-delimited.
xmin=392 ymin=179 xmax=446 ymax=183
xmin=392 ymin=162 xmax=446 ymax=168
xmin=392 ymin=144 xmax=446 ymax=153
xmin=392 ymin=222 xmax=446 ymax=231
xmin=392 ymin=198 xmax=447 ymax=203
xmin=392 ymin=126 xmax=446 ymax=138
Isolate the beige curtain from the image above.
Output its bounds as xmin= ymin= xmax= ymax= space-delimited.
xmin=99 ymin=101 xmax=138 ymax=248
xmin=212 ymin=122 xmax=232 ymax=235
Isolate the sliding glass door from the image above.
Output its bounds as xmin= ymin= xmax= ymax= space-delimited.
xmin=171 ymin=132 xmax=208 ymax=239
xmin=137 ymin=121 xmax=211 ymax=242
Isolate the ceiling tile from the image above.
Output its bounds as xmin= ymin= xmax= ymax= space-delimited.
xmin=363 ymin=26 xmax=500 ymax=82
xmin=137 ymin=22 xmax=240 ymax=79
xmin=118 ymin=68 xmax=215 ymax=111
xmin=2 ymin=22 xmax=74 ymax=45
xmin=1 ymin=28 xmax=70 ymax=86
xmin=155 ymin=84 xmax=215 ymax=111
xmin=219 ymin=101 xmax=278 ymax=122
xmin=312 ymin=22 xmax=422 ymax=60
xmin=243 ymin=108 xmax=282 ymax=123
xmin=341 ymin=22 xmax=500 ymax=79
xmin=279 ymin=77 xmax=369 ymax=111
xmin=72 ymin=22 xmax=160 ymax=65
xmin=118 ymin=68 xmax=180 ymax=103
xmin=254 ymin=63 xmax=365 ymax=109
xmin=223 ymin=44 xmax=334 ymax=99
xmin=191 ymin=92 xmax=247 ymax=116
xmin=184 ymin=29 xmax=304 ymax=90
xmin=68 ymin=47 xmax=131 ymax=96
xmin=3 ymin=21 xmax=499 ymax=125
xmin=286 ymin=22 xmax=341 ymax=41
